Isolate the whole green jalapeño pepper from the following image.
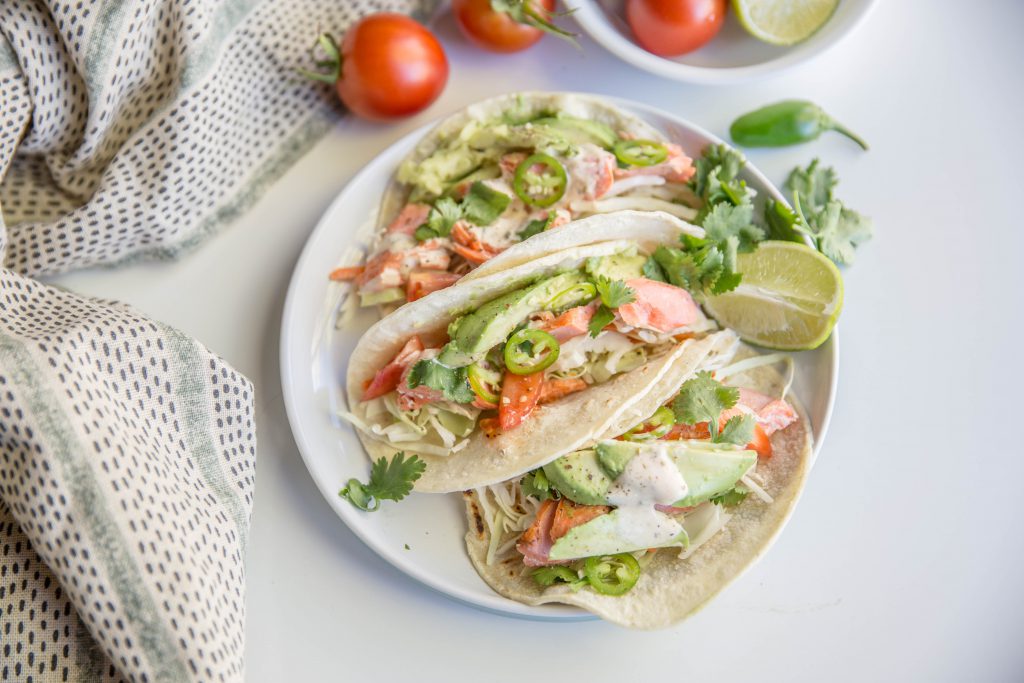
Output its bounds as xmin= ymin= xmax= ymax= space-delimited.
xmin=729 ymin=100 xmax=868 ymax=150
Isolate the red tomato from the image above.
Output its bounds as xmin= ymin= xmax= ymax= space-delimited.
xmin=336 ymin=14 xmax=448 ymax=120
xmin=498 ymin=370 xmax=543 ymax=430
xmin=625 ymin=0 xmax=727 ymax=56
xmin=452 ymin=0 xmax=557 ymax=53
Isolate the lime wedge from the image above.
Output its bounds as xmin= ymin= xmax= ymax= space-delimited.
xmin=731 ymin=0 xmax=839 ymax=46
xmin=704 ymin=241 xmax=843 ymax=350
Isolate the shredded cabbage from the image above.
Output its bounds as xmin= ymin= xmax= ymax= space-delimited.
xmin=678 ymin=503 xmax=733 ymax=560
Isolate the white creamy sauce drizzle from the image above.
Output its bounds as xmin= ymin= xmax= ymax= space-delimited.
xmin=551 ymin=331 xmax=634 ymax=374
xmin=606 ymin=443 xmax=688 ymax=549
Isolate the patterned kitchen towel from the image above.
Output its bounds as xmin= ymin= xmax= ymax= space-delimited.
xmin=0 ymin=0 xmax=433 ymax=680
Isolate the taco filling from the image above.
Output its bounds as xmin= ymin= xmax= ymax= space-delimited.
xmin=331 ymin=106 xmax=701 ymax=306
xmin=469 ymin=362 xmax=800 ymax=598
xmin=343 ymin=248 xmax=720 ymax=457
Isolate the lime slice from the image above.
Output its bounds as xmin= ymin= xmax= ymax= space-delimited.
xmin=704 ymin=241 xmax=843 ymax=350
xmin=731 ymin=0 xmax=839 ymax=46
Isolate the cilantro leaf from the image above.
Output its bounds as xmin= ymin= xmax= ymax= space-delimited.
xmin=595 ymin=276 xmax=636 ymax=308
xmin=672 ymin=371 xmax=738 ymax=425
xmin=462 ymin=181 xmax=511 ymax=226
xmin=690 ymin=144 xmax=744 ymax=199
xmin=426 ymin=197 xmax=462 ymax=236
xmin=532 ymin=566 xmax=585 ymax=590
xmin=718 ymin=414 xmax=756 ymax=447
xmin=407 ymin=357 xmax=476 ymax=404
xmin=701 ymin=203 xmax=764 ymax=254
xmin=671 ymin=371 xmax=750 ymax=444
xmin=653 ymin=243 xmax=740 ymax=297
xmin=785 ymin=159 xmax=837 ymax=215
xmin=588 ymin=304 xmax=615 ymax=337
xmin=521 ymin=469 xmax=553 ymax=500
xmin=339 ymin=452 xmax=426 ymax=511
xmin=641 ymin=255 xmax=667 ymax=282
xmin=711 ymin=486 xmax=749 ymax=507
xmin=518 ymin=213 xmax=553 ymax=241
xmin=793 ymin=193 xmax=874 ymax=266
xmin=764 ymin=199 xmax=803 ymax=243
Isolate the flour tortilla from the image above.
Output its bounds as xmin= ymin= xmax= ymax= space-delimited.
xmin=375 ymin=91 xmax=671 ymax=257
xmin=345 ymin=214 xmax=722 ymax=493
xmin=462 ymin=346 xmax=814 ymax=628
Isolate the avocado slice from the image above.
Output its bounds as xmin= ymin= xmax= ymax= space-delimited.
xmin=546 ymin=440 xmax=756 ymax=508
xmin=543 ymin=449 xmax=613 ymax=506
xmin=547 ymin=509 xmax=688 ymax=561
xmin=438 ymin=271 xmax=590 ymax=367
xmin=665 ymin=441 xmax=756 ymax=507
xmin=586 ymin=253 xmax=646 ymax=282
xmin=594 ymin=440 xmax=635 ymax=480
xmin=532 ymin=116 xmax=618 ymax=149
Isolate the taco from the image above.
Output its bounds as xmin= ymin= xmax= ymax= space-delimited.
xmin=341 ymin=211 xmax=741 ymax=493
xmin=328 ymin=92 xmax=703 ymax=307
xmin=463 ymin=345 xmax=812 ymax=628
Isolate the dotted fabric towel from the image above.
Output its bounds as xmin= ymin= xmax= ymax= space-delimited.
xmin=0 ymin=0 xmax=431 ymax=680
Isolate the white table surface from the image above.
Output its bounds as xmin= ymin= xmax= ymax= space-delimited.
xmin=51 ymin=1 xmax=1024 ymax=680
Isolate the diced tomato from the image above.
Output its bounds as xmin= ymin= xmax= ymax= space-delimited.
xmin=328 ymin=265 xmax=364 ymax=281
xmin=664 ymin=422 xmax=711 ymax=441
xmin=542 ymin=302 xmax=598 ymax=343
xmin=747 ymin=423 xmax=772 ymax=458
xmin=498 ymin=370 xmax=543 ymax=430
xmin=386 ymin=203 xmax=432 ymax=236
xmin=406 ymin=270 xmax=460 ymax=301
xmin=613 ymin=143 xmax=695 ymax=184
xmin=617 ymin=277 xmax=701 ymax=332
xmin=549 ymin=499 xmax=610 ymax=541
xmin=362 ymin=336 xmax=424 ymax=400
xmin=538 ymin=377 xmax=588 ymax=404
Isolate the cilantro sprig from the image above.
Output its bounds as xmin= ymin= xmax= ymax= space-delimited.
xmin=671 ymin=371 xmax=756 ymax=446
xmin=648 ymin=144 xmax=763 ymax=299
xmin=415 ymin=181 xmax=511 ymax=241
xmin=407 ymin=357 xmax=476 ymax=404
xmin=339 ymin=452 xmax=426 ymax=511
xmin=521 ymin=469 xmax=553 ymax=501
xmin=588 ymin=277 xmax=635 ymax=337
xmin=766 ymin=159 xmax=873 ymax=265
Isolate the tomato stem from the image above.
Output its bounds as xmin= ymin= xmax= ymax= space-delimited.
xmin=298 ymin=32 xmax=342 ymax=84
xmin=491 ymin=0 xmax=580 ymax=47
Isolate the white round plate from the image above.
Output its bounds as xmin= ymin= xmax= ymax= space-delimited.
xmin=280 ymin=94 xmax=838 ymax=621
xmin=571 ymin=0 xmax=878 ymax=85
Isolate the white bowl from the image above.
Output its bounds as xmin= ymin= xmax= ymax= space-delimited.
xmin=571 ymin=0 xmax=878 ymax=84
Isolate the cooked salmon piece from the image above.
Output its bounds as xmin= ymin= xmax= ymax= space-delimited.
xmin=617 ymin=278 xmax=701 ymax=332
xmin=362 ymin=337 xmax=425 ymax=400
xmin=385 ymin=203 xmax=431 ymax=236
xmin=549 ymin=499 xmax=610 ymax=542
xmin=542 ymin=302 xmax=598 ymax=343
xmin=517 ymin=499 xmax=561 ymax=567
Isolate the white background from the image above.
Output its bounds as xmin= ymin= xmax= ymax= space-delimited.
xmin=52 ymin=1 xmax=1024 ymax=681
